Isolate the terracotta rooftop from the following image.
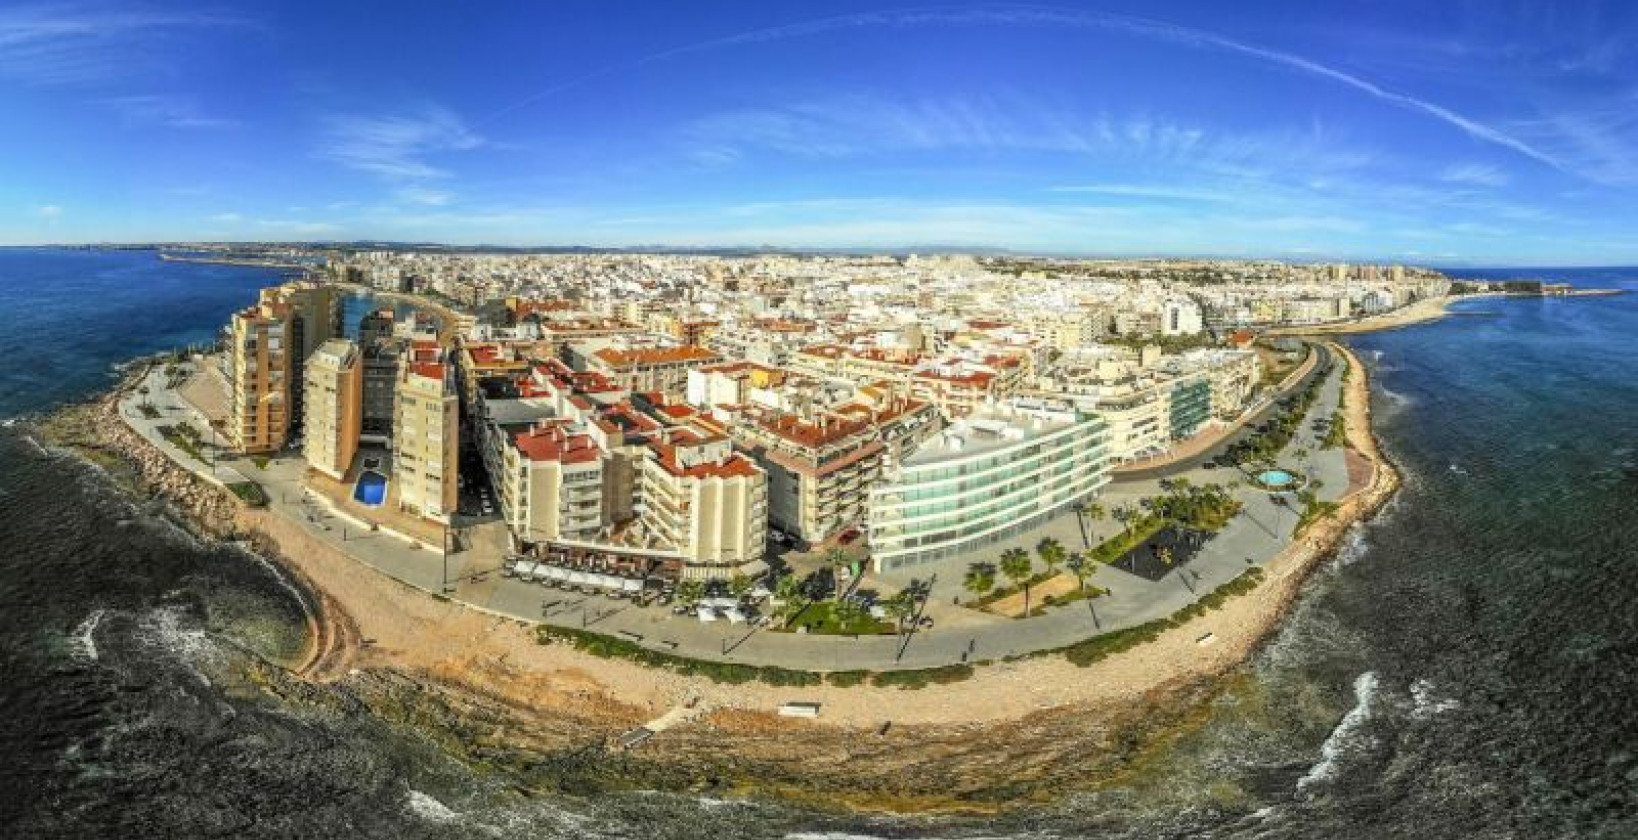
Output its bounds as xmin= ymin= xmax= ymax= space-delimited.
xmin=513 ymin=423 xmax=601 ymax=464
xmin=409 ymin=362 xmax=446 ymax=381
xmin=592 ymin=345 xmax=720 ymax=367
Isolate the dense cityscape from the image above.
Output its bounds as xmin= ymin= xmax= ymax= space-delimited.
xmin=126 ymin=249 xmax=1451 ymax=641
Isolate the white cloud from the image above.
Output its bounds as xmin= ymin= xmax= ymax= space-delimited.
xmin=1440 ymin=163 xmax=1509 ymax=187
xmin=395 ymin=187 xmax=455 ymax=206
xmin=256 ymin=218 xmax=342 ymax=236
xmin=496 ymin=6 xmax=1562 ymax=173
xmin=1048 ymin=183 xmax=1233 ymax=202
xmin=209 ymin=212 xmax=242 ymax=223
xmin=105 ymin=94 xmax=236 ymax=129
xmin=317 ymin=104 xmax=485 ymax=181
xmin=0 ymin=5 xmax=251 ymax=85
xmin=36 ymin=204 xmax=62 ymax=218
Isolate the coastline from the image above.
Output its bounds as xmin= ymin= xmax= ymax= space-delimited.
xmin=36 ymin=342 xmax=1401 ymax=810
xmin=1267 ymin=288 xmax=1627 ymax=336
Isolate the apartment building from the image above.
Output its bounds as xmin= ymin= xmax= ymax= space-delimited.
xmin=642 ymin=425 xmax=767 ymax=578
xmin=223 ymin=303 xmax=292 ymax=454
xmin=221 ymin=282 xmax=342 ymax=454
xmin=910 ymin=356 xmax=1023 ymax=419
xmin=393 ymin=359 xmax=459 ymax=522
xmin=501 ymin=421 xmax=606 ymax=544
xmin=867 ymin=398 xmax=1111 ymax=572
xmin=302 ymin=339 xmax=362 ymax=479
xmin=584 ymin=344 xmax=723 ymax=396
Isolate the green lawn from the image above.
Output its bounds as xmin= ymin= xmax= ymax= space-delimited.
xmin=1089 ymin=514 xmax=1169 ymax=562
xmin=781 ymin=600 xmax=896 ymax=635
xmin=226 ymin=481 xmax=269 ymax=507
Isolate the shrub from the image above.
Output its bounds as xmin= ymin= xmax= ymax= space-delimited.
xmin=870 ymin=664 xmax=974 ymax=689
xmin=535 ymin=625 xmax=821 ymax=687
xmin=824 ymin=670 xmax=871 ymax=688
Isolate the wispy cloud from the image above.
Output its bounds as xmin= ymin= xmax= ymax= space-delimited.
xmin=208 ymin=212 xmax=242 ymax=223
xmin=105 ymin=94 xmax=236 ymax=129
xmin=683 ymin=96 xmax=1372 ymax=182
xmin=394 ymin=187 xmax=455 ymax=206
xmin=256 ymin=218 xmax=341 ymax=236
xmin=1046 ymin=184 xmax=1232 ymax=202
xmin=492 ymin=4 xmax=1561 ymax=174
xmin=1440 ymin=163 xmax=1509 ymax=187
xmin=316 ymin=105 xmax=485 ymax=181
xmin=0 ymin=4 xmax=250 ymax=85
xmin=36 ymin=204 xmax=63 ymax=219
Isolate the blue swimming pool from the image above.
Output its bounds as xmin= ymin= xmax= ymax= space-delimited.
xmin=1257 ymin=469 xmax=1295 ymax=487
xmin=354 ymin=471 xmax=387 ymax=506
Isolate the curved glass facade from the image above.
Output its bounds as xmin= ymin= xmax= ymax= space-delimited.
xmin=868 ymin=411 xmax=1110 ymax=571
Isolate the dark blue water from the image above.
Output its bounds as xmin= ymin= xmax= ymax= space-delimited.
xmin=1 ymin=250 xmax=1634 ymax=838
xmin=0 ymin=249 xmax=286 ymax=415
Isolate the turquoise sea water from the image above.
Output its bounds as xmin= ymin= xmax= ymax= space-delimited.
xmin=1 ymin=250 xmax=1634 ymax=838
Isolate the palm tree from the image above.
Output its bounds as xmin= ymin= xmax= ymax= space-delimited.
xmin=1112 ymin=506 xmax=1134 ymax=537
xmin=833 ymin=598 xmax=865 ymax=630
xmin=882 ymin=591 xmax=916 ymax=627
xmin=1036 ymin=537 xmax=1066 ymax=576
xmin=822 ymin=547 xmax=852 ymax=597
xmin=774 ymin=573 xmax=802 ymax=603
xmin=1065 ymin=551 xmax=1096 ymax=593
xmin=1156 ymin=546 xmax=1175 ymax=566
xmin=963 ymin=562 xmax=997 ymax=599
xmin=999 ymin=548 xmax=1034 ymax=614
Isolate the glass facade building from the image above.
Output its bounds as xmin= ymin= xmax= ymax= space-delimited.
xmin=1169 ymin=377 xmax=1213 ymax=440
xmin=867 ymin=402 xmax=1111 ymax=572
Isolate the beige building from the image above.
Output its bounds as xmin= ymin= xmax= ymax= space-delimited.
xmin=585 ymin=345 xmax=724 ymax=396
xmin=222 ymin=282 xmax=342 ymax=455
xmin=500 ymin=421 xmax=606 ymax=544
xmin=393 ymin=360 xmax=459 ymax=522
xmin=224 ymin=303 xmax=292 ymax=454
xmin=642 ymin=428 xmax=767 ymax=578
xmin=302 ymin=339 xmax=363 ymax=479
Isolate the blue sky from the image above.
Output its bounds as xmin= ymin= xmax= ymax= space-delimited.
xmin=2 ymin=1 xmax=1637 ymax=263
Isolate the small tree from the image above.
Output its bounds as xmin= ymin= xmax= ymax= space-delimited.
xmin=676 ymin=579 xmax=705 ymax=607
xmin=999 ymin=548 xmax=1034 ymax=613
xmin=823 ymin=547 xmax=853 ymax=597
xmin=833 ymin=598 xmax=866 ymax=630
xmin=1036 ymin=537 xmax=1066 ymax=576
xmin=1112 ymin=506 xmax=1134 ymax=536
xmin=728 ymin=572 xmax=753 ymax=598
xmin=882 ymin=591 xmax=916 ymax=627
xmin=1065 ymin=551 xmax=1095 ymax=593
xmin=774 ymin=573 xmax=802 ymax=603
xmin=963 ymin=562 xmax=997 ymax=598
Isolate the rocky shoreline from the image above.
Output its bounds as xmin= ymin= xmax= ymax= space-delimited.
xmin=28 ymin=345 xmax=1404 ymax=814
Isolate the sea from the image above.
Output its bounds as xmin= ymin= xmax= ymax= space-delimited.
xmin=1 ymin=248 xmax=1634 ymax=839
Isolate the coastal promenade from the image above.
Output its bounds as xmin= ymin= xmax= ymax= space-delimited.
xmin=119 ymin=346 xmax=1354 ymax=674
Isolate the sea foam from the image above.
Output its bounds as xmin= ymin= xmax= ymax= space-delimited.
xmin=1296 ymin=671 xmax=1379 ymax=793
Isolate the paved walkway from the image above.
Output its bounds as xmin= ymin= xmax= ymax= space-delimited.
xmin=120 ymin=349 xmax=1350 ymax=673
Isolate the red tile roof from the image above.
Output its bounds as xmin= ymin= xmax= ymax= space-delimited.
xmin=592 ymin=345 xmax=720 ymax=367
xmin=513 ymin=423 xmax=601 ymax=464
xmin=410 ymin=362 xmax=446 ymax=381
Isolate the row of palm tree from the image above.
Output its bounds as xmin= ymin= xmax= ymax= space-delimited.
xmin=964 ymin=535 xmax=1099 ymax=615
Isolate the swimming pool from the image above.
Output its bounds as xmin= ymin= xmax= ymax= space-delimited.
xmin=354 ymin=471 xmax=387 ymax=506
xmin=1257 ymin=469 xmax=1296 ymax=487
